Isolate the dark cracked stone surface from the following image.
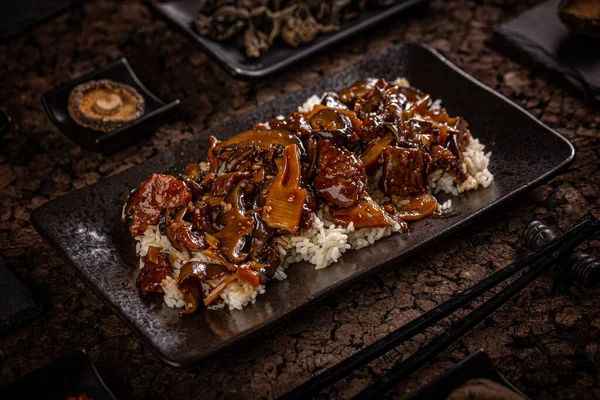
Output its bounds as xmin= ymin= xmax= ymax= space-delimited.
xmin=0 ymin=0 xmax=599 ymax=399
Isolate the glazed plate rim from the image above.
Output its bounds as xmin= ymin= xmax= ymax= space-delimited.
xmin=31 ymin=43 xmax=575 ymax=368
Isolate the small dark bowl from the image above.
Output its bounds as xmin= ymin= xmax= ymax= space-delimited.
xmin=0 ymin=108 xmax=11 ymax=137
xmin=42 ymin=58 xmax=180 ymax=153
xmin=0 ymin=349 xmax=117 ymax=400
xmin=407 ymin=350 xmax=529 ymax=400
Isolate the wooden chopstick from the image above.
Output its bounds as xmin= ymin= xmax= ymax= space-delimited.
xmin=280 ymin=216 xmax=599 ymax=400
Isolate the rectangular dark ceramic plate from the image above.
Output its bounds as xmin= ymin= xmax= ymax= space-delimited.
xmin=147 ymin=0 xmax=428 ymax=79
xmin=407 ymin=350 xmax=529 ymax=400
xmin=31 ymin=43 xmax=574 ymax=368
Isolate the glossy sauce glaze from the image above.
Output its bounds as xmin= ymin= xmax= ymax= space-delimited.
xmin=124 ymin=78 xmax=471 ymax=315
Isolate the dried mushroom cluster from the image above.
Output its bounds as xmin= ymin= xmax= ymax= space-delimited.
xmin=68 ymin=79 xmax=145 ymax=133
xmin=195 ymin=0 xmax=396 ymax=58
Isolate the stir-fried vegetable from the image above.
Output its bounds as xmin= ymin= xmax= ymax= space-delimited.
xmin=124 ymin=77 xmax=474 ymax=315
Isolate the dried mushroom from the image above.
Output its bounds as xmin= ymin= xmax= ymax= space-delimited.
xmin=559 ymin=0 xmax=600 ymax=37
xmin=68 ymin=79 xmax=145 ymax=133
xmin=194 ymin=0 xmax=399 ymax=58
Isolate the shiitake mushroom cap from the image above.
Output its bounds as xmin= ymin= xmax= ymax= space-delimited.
xmin=68 ymin=79 xmax=145 ymax=133
xmin=558 ymin=0 xmax=600 ymax=37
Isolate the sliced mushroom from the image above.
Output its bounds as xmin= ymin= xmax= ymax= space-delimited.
xmin=320 ymin=91 xmax=349 ymax=110
xmin=179 ymin=261 xmax=230 ymax=283
xmin=165 ymin=207 xmax=212 ymax=252
xmin=338 ymin=78 xmax=379 ymax=105
xmin=214 ymin=180 xmax=255 ymax=263
xmin=183 ymin=178 xmax=206 ymax=201
xmin=310 ymin=108 xmax=353 ymax=140
xmin=122 ymin=187 xmax=139 ymax=219
xmin=214 ymin=128 xmax=304 ymax=155
xmin=178 ymin=261 xmax=231 ymax=316
xmin=249 ymin=214 xmax=275 ymax=261
xmin=211 ymin=171 xmax=253 ymax=197
xmin=305 ymin=136 xmax=319 ymax=181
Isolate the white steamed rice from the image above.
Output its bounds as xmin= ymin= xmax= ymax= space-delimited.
xmin=134 ymin=83 xmax=494 ymax=311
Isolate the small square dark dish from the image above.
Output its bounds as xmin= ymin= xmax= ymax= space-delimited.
xmin=42 ymin=58 xmax=180 ymax=153
xmin=0 ymin=349 xmax=117 ymax=400
xmin=0 ymin=108 xmax=11 ymax=137
xmin=31 ymin=43 xmax=574 ymax=368
xmin=407 ymin=350 xmax=529 ymax=400
xmin=493 ymin=0 xmax=600 ymax=105
xmin=147 ymin=0 xmax=428 ymax=79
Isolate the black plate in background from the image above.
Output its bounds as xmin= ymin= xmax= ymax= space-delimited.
xmin=42 ymin=58 xmax=180 ymax=153
xmin=31 ymin=43 xmax=574 ymax=368
xmin=407 ymin=350 xmax=529 ymax=400
xmin=148 ymin=0 xmax=428 ymax=79
xmin=0 ymin=349 xmax=117 ymax=400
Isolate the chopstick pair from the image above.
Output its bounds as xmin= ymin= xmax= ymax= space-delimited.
xmin=280 ymin=216 xmax=600 ymax=400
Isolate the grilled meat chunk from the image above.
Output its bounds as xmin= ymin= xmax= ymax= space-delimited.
xmin=379 ymin=146 xmax=429 ymax=196
xmin=314 ymin=139 xmax=366 ymax=207
xmin=127 ymin=174 xmax=191 ymax=237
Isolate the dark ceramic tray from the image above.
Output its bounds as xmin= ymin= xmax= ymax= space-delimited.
xmin=147 ymin=0 xmax=428 ymax=79
xmin=0 ymin=349 xmax=117 ymax=400
xmin=407 ymin=350 xmax=529 ymax=400
xmin=31 ymin=43 xmax=574 ymax=368
xmin=42 ymin=58 xmax=180 ymax=153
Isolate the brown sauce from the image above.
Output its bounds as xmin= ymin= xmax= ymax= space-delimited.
xmin=124 ymin=78 xmax=472 ymax=315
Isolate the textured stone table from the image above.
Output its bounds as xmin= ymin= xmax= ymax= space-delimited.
xmin=1 ymin=0 xmax=599 ymax=398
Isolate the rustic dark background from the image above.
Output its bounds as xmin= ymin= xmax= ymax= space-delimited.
xmin=1 ymin=0 xmax=599 ymax=398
